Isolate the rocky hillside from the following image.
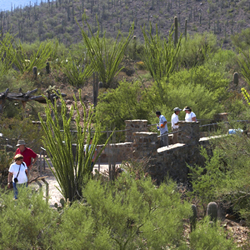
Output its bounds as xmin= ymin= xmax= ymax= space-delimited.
xmin=0 ymin=0 xmax=249 ymax=47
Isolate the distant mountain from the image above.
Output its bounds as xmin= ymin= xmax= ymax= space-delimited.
xmin=0 ymin=0 xmax=249 ymax=48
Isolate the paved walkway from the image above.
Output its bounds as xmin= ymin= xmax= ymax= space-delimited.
xmin=31 ymin=162 xmax=119 ymax=207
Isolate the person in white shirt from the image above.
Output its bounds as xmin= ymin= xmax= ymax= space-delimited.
xmin=8 ymin=154 xmax=28 ymax=199
xmin=183 ymin=106 xmax=197 ymax=122
xmin=156 ymin=111 xmax=168 ymax=147
xmin=171 ymin=107 xmax=182 ymax=144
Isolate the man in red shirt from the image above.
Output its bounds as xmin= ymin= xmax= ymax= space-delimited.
xmin=15 ymin=139 xmax=38 ymax=170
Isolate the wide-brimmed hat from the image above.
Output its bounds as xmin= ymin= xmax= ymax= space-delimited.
xmin=14 ymin=154 xmax=23 ymax=160
xmin=173 ymin=107 xmax=182 ymax=112
xmin=16 ymin=139 xmax=26 ymax=147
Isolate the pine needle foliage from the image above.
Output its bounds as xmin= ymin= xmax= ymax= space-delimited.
xmin=38 ymin=90 xmax=110 ymax=202
xmin=142 ymin=23 xmax=182 ymax=85
xmin=78 ymin=15 xmax=134 ymax=88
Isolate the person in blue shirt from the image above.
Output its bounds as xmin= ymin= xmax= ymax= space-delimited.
xmin=84 ymin=138 xmax=97 ymax=173
xmin=156 ymin=111 xmax=168 ymax=147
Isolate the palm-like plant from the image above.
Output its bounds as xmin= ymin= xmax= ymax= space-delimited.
xmin=39 ymin=90 xmax=111 ymax=202
xmin=78 ymin=16 xmax=134 ymax=88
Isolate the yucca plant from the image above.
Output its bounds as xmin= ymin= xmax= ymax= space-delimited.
xmin=62 ymin=55 xmax=93 ymax=88
xmin=39 ymin=90 xmax=111 ymax=202
xmin=142 ymin=23 xmax=182 ymax=85
xmin=78 ymin=15 xmax=134 ymax=88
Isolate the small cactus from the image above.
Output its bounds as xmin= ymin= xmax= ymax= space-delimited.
xmin=207 ymin=202 xmax=218 ymax=223
xmin=46 ymin=62 xmax=50 ymax=74
xmin=233 ymin=72 xmax=239 ymax=86
xmin=33 ymin=66 xmax=37 ymax=80
xmin=190 ymin=204 xmax=197 ymax=232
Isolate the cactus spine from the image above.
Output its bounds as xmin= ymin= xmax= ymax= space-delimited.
xmin=174 ymin=16 xmax=178 ymax=46
xmin=207 ymin=202 xmax=218 ymax=223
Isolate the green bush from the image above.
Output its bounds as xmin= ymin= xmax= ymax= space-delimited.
xmin=190 ymin=217 xmax=237 ymax=250
xmin=178 ymin=32 xmax=218 ymax=68
xmin=0 ymin=190 xmax=57 ymax=249
xmin=52 ymin=174 xmax=191 ymax=249
xmin=96 ymin=80 xmax=150 ymax=131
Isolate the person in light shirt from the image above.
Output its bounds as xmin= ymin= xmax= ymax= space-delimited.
xmin=156 ymin=111 xmax=168 ymax=147
xmin=171 ymin=107 xmax=182 ymax=144
xmin=183 ymin=106 xmax=197 ymax=122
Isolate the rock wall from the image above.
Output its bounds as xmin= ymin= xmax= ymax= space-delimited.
xmin=84 ymin=120 xmax=217 ymax=183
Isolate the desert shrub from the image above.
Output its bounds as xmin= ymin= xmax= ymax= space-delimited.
xmin=96 ymin=80 xmax=150 ymax=132
xmin=188 ymin=147 xmax=226 ymax=212
xmin=0 ymin=117 xmax=44 ymax=153
xmin=0 ymin=190 xmax=57 ymax=249
xmin=149 ymin=81 xmax=223 ymax=128
xmin=231 ymin=28 xmax=250 ymax=51
xmin=179 ymin=32 xmax=218 ymax=68
xmin=0 ymin=148 xmax=14 ymax=184
xmin=52 ymin=174 xmax=191 ymax=249
xmin=190 ymin=217 xmax=237 ymax=250
xmin=167 ymin=66 xmax=230 ymax=102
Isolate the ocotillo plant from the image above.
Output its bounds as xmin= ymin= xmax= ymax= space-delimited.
xmin=39 ymin=90 xmax=112 ymax=202
xmin=142 ymin=22 xmax=182 ymax=89
xmin=206 ymin=202 xmax=218 ymax=223
xmin=78 ymin=15 xmax=134 ymax=88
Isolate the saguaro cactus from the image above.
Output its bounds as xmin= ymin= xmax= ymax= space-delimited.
xmin=46 ymin=62 xmax=50 ymax=74
xmin=174 ymin=16 xmax=178 ymax=46
xmin=33 ymin=66 xmax=38 ymax=79
xmin=206 ymin=202 xmax=218 ymax=223
xmin=233 ymin=72 xmax=239 ymax=86
xmin=190 ymin=204 xmax=197 ymax=232
xmin=185 ymin=19 xmax=187 ymax=40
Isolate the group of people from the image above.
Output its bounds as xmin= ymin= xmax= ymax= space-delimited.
xmin=8 ymin=139 xmax=38 ymax=199
xmin=156 ymin=106 xmax=197 ymax=147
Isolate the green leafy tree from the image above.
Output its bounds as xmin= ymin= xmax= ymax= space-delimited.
xmin=39 ymin=90 xmax=110 ymax=202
